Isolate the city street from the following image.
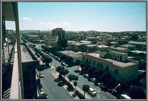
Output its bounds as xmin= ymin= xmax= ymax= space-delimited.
xmin=40 ymin=68 xmax=72 ymax=99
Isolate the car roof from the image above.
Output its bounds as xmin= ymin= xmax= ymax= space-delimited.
xmin=89 ymin=88 xmax=95 ymax=91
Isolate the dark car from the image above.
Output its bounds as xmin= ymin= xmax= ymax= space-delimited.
xmin=83 ymin=74 xmax=89 ymax=78
xmin=97 ymin=83 xmax=107 ymax=89
xmin=90 ymin=78 xmax=96 ymax=83
xmin=39 ymin=72 xmax=44 ymax=78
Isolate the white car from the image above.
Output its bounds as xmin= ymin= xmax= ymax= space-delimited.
xmin=88 ymin=87 xmax=97 ymax=96
xmin=40 ymin=88 xmax=44 ymax=95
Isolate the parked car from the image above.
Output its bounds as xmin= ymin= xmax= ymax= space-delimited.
xmin=88 ymin=87 xmax=97 ymax=96
xmin=61 ymin=61 xmax=66 ymax=66
xmin=39 ymin=93 xmax=48 ymax=99
xmin=39 ymin=88 xmax=44 ymax=95
xmin=39 ymin=72 xmax=44 ymax=78
xmin=83 ymin=74 xmax=89 ymax=78
xmin=57 ymin=57 xmax=61 ymax=61
xmin=90 ymin=78 xmax=96 ymax=83
xmin=97 ymin=83 xmax=107 ymax=89
xmin=117 ymin=94 xmax=131 ymax=99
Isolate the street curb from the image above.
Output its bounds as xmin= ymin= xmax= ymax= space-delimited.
xmin=50 ymin=72 xmax=74 ymax=99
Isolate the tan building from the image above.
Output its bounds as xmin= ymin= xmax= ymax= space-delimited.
xmin=82 ymin=52 xmax=139 ymax=82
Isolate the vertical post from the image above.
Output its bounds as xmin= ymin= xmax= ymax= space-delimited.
xmin=2 ymin=17 xmax=6 ymax=64
xmin=12 ymin=2 xmax=24 ymax=99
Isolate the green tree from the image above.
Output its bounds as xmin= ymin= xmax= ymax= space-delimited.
xmin=82 ymin=85 xmax=89 ymax=97
xmin=73 ymin=81 xmax=78 ymax=94
xmin=91 ymin=40 xmax=97 ymax=44
xmin=130 ymin=85 xmax=146 ymax=99
xmin=75 ymin=59 xmax=81 ymax=69
xmin=80 ymin=62 xmax=85 ymax=74
xmin=60 ymin=69 xmax=69 ymax=78
xmin=41 ymin=54 xmax=52 ymax=66
xmin=56 ymin=66 xmax=65 ymax=76
xmin=131 ymin=34 xmax=139 ymax=41
xmin=68 ymin=74 xmax=75 ymax=83
xmin=107 ymin=41 xmax=112 ymax=46
xmin=118 ymin=41 xmax=122 ymax=45
xmin=58 ymin=39 xmax=68 ymax=50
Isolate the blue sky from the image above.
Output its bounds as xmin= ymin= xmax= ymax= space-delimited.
xmin=6 ymin=2 xmax=146 ymax=32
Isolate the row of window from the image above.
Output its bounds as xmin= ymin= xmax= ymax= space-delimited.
xmin=83 ymin=57 xmax=119 ymax=75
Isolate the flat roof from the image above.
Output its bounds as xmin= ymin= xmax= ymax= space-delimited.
xmin=120 ymin=44 xmax=135 ymax=47
xmin=21 ymin=45 xmax=33 ymax=62
xmin=128 ymin=41 xmax=146 ymax=45
xmin=80 ymin=40 xmax=92 ymax=43
xmin=60 ymin=50 xmax=82 ymax=58
xmin=86 ymin=44 xmax=96 ymax=47
xmin=111 ymin=47 xmax=128 ymax=50
xmin=85 ymin=53 xmax=136 ymax=67
xmin=131 ymin=50 xmax=146 ymax=54
xmin=97 ymin=45 xmax=108 ymax=48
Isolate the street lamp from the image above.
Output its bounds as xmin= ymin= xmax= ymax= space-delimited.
xmin=110 ymin=83 xmax=121 ymax=99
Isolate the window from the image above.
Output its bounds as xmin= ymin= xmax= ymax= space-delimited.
xmin=89 ymin=60 xmax=92 ymax=64
xmin=83 ymin=57 xmax=85 ymax=61
xmin=114 ymin=69 xmax=118 ymax=75
xmin=86 ymin=59 xmax=88 ymax=62
xmin=97 ymin=63 xmax=103 ymax=68
xmin=106 ymin=66 xmax=109 ymax=71
xmin=93 ymin=61 xmax=96 ymax=65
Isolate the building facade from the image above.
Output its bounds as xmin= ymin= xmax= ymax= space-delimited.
xmin=45 ymin=35 xmax=58 ymax=45
xmin=82 ymin=50 xmax=139 ymax=82
xmin=52 ymin=28 xmax=65 ymax=41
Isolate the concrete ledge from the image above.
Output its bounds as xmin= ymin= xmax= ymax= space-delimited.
xmin=10 ymin=41 xmax=19 ymax=99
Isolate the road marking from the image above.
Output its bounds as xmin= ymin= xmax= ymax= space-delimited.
xmin=53 ymin=88 xmax=55 ymax=91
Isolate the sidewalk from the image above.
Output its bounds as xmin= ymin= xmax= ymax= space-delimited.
xmin=51 ymin=65 xmax=93 ymax=99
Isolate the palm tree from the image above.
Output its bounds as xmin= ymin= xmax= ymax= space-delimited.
xmin=82 ymin=84 xmax=89 ymax=97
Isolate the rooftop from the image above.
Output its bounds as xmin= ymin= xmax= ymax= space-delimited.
xmin=128 ymin=41 xmax=146 ymax=45
xmin=97 ymin=45 xmax=108 ymax=48
xmin=120 ymin=44 xmax=135 ymax=48
xmin=21 ymin=45 xmax=33 ymax=62
xmin=86 ymin=53 xmax=136 ymax=67
xmin=60 ymin=50 xmax=82 ymax=58
xmin=111 ymin=47 xmax=128 ymax=50
xmin=86 ymin=44 xmax=97 ymax=47
xmin=131 ymin=50 xmax=146 ymax=54
xmin=80 ymin=40 xmax=92 ymax=43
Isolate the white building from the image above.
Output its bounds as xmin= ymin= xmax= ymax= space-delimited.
xmin=45 ymin=35 xmax=58 ymax=45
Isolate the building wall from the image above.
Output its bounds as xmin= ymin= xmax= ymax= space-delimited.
xmin=109 ymin=51 xmax=128 ymax=62
xmin=52 ymin=28 xmax=65 ymax=41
